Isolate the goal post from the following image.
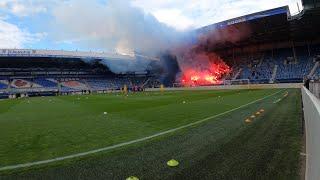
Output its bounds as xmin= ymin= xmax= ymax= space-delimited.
xmin=223 ymin=79 xmax=250 ymax=89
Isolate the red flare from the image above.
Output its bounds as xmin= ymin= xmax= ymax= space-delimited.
xmin=180 ymin=53 xmax=231 ymax=86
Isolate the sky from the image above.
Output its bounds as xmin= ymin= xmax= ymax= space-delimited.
xmin=0 ymin=0 xmax=303 ymax=52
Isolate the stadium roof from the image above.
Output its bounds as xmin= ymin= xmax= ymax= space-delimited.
xmin=302 ymin=0 xmax=320 ymax=9
xmin=196 ymin=5 xmax=320 ymax=51
xmin=198 ymin=6 xmax=290 ymax=33
xmin=0 ymin=49 xmax=136 ymax=61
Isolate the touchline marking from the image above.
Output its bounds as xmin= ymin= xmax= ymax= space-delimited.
xmin=273 ymin=91 xmax=288 ymax=104
xmin=0 ymin=90 xmax=283 ymax=172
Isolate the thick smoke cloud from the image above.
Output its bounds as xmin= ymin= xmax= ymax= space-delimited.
xmin=51 ymin=0 xmax=251 ymax=80
xmin=52 ymin=0 xmax=183 ymax=56
xmin=101 ymin=58 xmax=151 ymax=74
xmin=159 ymin=53 xmax=180 ymax=86
xmin=197 ymin=25 xmax=252 ymax=50
xmin=51 ymin=0 xmax=191 ymax=74
xmin=174 ymin=24 xmax=251 ymax=85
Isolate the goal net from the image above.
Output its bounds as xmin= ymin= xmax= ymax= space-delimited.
xmin=223 ymin=79 xmax=250 ymax=87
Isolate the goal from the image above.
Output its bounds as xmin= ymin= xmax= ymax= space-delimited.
xmin=223 ymin=79 xmax=250 ymax=88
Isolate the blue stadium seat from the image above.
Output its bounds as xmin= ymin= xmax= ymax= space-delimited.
xmin=0 ymin=82 xmax=7 ymax=90
xmin=33 ymin=78 xmax=58 ymax=88
xmin=236 ymin=47 xmax=315 ymax=83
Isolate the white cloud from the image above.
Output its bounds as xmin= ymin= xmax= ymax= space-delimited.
xmin=0 ymin=19 xmax=45 ymax=48
xmin=132 ymin=0 xmax=303 ymax=30
xmin=0 ymin=1 xmax=8 ymax=9
xmin=0 ymin=0 xmax=304 ymax=49
xmin=0 ymin=0 xmax=51 ymax=17
xmin=153 ymin=9 xmax=194 ymax=30
xmin=11 ymin=2 xmax=47 ymax=17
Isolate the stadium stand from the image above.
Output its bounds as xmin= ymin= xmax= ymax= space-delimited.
xmin=0 ymin=80 xmax=8 ymax=90
xmin=86 ymin=79 xmax=115 ymax=90
xmin=33 ymin=78 xmax=58 ymax=88
xmin=232 ymin=46 xmax=317 ymax=83
xmin=10 ymin=79 xmax=31 ymax=89
xmin=0 ymin=4 xmax=319 ymax=97
xmin=61 ymin=80 xmax=88 ymax=90
xmin=313 ymin=66 xmax=320 ymax=78
xmin=0 ymin=45 xmax=318 ymax=95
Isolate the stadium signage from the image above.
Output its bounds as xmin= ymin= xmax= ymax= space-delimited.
xmin=0 ymin=49 xmax=141 ymax=60
xmin=0 ymin=49 xmax=35 ymax=56
xmin=226 ymin=18 xmax=247 ymax=25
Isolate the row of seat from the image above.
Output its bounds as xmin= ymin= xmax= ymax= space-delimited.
xmin=0 ymin=77 xmax=154 ymax=92
xmin=236 ymin=47 xmax=317 ymax=82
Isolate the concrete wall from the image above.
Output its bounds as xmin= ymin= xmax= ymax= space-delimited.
xmin=302 ymin=86 xmax=320 ymax=180
xmin=146 ymin=83 xmax=303 ymax=91
xmin=309 ymin=82 xmax=320 ymax=98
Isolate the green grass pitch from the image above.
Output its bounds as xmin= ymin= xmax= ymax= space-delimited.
xmin=0 ymin=89 xmax=302 ymax=179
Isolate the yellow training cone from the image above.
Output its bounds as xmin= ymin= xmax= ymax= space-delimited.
xmin=256 ymin=112 xmax=261 ymax=115
xmin=260 ymin=109 xmax=265 ymax=112
xmin=126 ymin=176 xmax=139 ymax=180
xmin=167 ymin=159 xmax=179 ymax=167
xmin=245 ymin=119 xmax=251 ymax=123
xmin=251 ymin=115 xmax=256 ymax=118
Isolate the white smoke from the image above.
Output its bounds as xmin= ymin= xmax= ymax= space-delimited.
xmin=52 ymin=0 xmax=184 ymax=57
xmin=51 ymin=0 xmax=249 ymax=75
xmin=101 ymin=58 xmax=151 ymax=74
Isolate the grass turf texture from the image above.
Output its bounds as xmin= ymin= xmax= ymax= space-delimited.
xmin=0 ymin=89 xmax=302 ymax=179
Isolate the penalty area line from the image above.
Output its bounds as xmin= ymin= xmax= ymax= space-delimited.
xmin=0 ymin=90 xmax=283 ymax=172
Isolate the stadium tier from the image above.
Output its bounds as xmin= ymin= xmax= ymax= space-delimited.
xmin=0 ymin=80 xmax=8 ymax=89
xmin=0 ymin=4 xmax=319 ymax=95
xmin=227 ymin=45 xmax=320 ymax=84
xmin=0 ymin=45 xmax=320 ymax=96
xmin=86 ymin=79 xmax=115 ymax=90
xmin=0 ymin=54 xmax=161 ymax=97
xmin=314 ymin=66 xmax=320 ymax=78
xmin=33 ymin=78 xmax=58 ymax=88
xmin=0 ymin=77 xmax=157 ymax=96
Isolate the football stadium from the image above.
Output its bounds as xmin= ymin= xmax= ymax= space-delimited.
xmin=1 ymin=0 xmax=320 ymax=180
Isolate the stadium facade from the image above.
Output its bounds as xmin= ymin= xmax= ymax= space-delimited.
xmin=1 ymin=0 xmax=320 ymax=99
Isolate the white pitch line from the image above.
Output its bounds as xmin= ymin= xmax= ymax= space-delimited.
xmin=0 ymin=90 xmax=283 ymax=172
xmin=273 ymin=92 xmax=288 ymax=104
xmin=273 ymin=98 xmax=282 ymax=104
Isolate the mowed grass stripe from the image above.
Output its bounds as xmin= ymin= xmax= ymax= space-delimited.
xmin=171 ymin=89 xmax=301 ymax=179
xmin=0 ymin=90 xmax=283 ymax=172
xmin=0 ymin=89 xmax=273 ymax=166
